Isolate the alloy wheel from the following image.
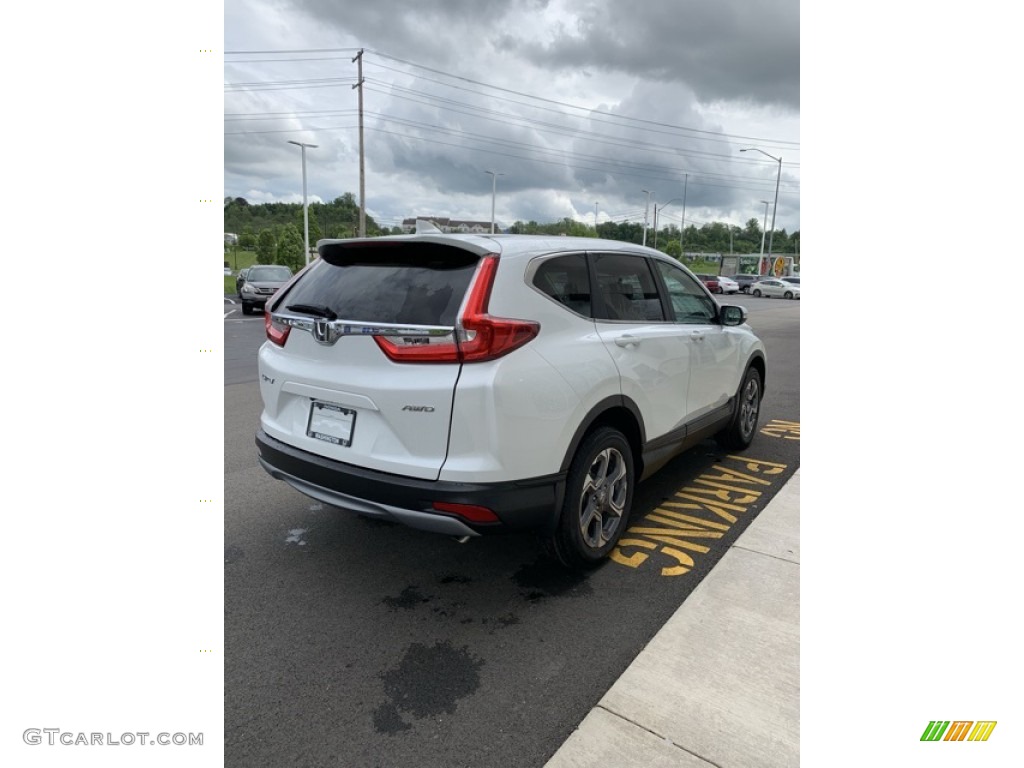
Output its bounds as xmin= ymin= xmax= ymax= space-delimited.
xmin=578 ymin=448 xmax=629 ymax=549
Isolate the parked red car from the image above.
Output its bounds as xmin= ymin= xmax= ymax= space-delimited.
xmin=695 ymin=274 xmax=720 ymax=293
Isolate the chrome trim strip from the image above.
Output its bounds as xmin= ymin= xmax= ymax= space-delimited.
xmin=271 ymin=312 xmax=455 ymax=346
xmin=258 ymin=458 xmax=480 ymax=537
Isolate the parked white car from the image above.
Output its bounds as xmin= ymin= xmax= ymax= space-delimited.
xmin=750 ymin=278 xmax=800 ymax=300
xmin=255 ymin=230 xmax=766 ymax=569
xmin=716 ymin=275 xmax=740 ymax=294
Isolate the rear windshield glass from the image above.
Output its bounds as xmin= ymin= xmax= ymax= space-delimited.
xmin=281 ymin=243 xmax=479 ymax=326
xmin=247 ymin=266 xmax=292 ymax=282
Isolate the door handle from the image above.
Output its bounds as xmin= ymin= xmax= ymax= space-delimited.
xmin=614 ymin=335 xmax=640 ymax=348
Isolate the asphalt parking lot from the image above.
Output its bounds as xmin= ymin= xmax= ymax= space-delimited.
xmin=224 ymin=293 xmax=799 ymax=767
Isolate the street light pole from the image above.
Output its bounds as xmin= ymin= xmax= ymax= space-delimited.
xmin=485 ymin=170 xmax=504 ymax=234
xmin=741 ymin=148 xmax=782 ymax=274
xmin=759 ymin=200 xmax=770 ymax=273
xmin=641 ymin=189 xmax=652 ymax=247
xmin=653 ymin=198 xmax=682 ymax=251
xmin=288 ymin=140 xmax=318 ymax=267
xmin=594 ymin=202 xmax=599 ymax=231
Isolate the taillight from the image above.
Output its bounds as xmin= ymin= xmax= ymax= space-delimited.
xmin=374 ymin=255 xmax=539 ymax=364
xmin=265 ymin=311 xmax=291 ymax=346
xmin=374 ymin=334 xmax=460 ymax=362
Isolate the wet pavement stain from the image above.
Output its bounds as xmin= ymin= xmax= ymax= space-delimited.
xmin=381 ymin=586 xmax=432 ymax=610
xmin=372 ymin=702 xmax=412 ymax=735
xmin=512 ymin=557 xmax=593 ymax=600
xmin=439 ymin=574 xmax=472 ymax=585
xmin=375 ymin=641 xmax=483 ymax=730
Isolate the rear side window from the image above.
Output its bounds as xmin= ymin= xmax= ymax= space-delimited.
xmin=531 ymin=254 xmax=592 ymax=317
xmin=593 ymin=253 xmax=665 ymax=322
xmin=281 ymin=244 xmax=479 ymax=326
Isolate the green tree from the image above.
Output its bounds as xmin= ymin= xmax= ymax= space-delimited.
xmin=295 ymin=207 xmax=322 ymax=244
xmin=256 ymin=229 xmax=276 ymax=262
xmin=275 ymin=224 xmax=305 ymax=271
xmin=239 ymin=230 xmax=257 ymax=251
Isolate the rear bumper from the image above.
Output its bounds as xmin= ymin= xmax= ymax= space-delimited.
xmin=255 ymin=429 xmax=565 ymax=536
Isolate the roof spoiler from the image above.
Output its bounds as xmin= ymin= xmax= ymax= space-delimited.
xmin=415 ymin=219 xmax=444 ymax=234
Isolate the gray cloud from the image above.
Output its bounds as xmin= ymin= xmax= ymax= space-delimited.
xmin=225 ymin=0 xmax=799 ymax=232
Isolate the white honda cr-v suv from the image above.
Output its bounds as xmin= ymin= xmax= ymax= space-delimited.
xmin=255 ymin=228 xmax=766 ymax=569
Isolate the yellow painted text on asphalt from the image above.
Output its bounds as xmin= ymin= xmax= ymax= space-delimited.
xmin=610 ymin=456 xmax=787 ymax=576
xmin=761 ymin=419 xmax=800 ymax=440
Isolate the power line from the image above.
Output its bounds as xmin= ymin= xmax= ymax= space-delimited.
xmin=367 ymin=50 xmax=799 ymax=149
xmin=223 ymin=47 xmax=798 ymax=150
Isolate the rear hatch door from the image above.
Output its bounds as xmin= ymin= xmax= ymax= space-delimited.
xmin=258 ymin=239 xmax=490 ymax=481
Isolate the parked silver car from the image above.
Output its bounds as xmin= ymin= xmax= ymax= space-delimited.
xmin=750 ymin=278 xmax=800 ymax=300
xmin=238 ymin=265 xmax=294 ymax=314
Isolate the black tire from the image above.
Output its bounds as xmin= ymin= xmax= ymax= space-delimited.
xmin=242 ymin=302 xmax=253 ymax=315
xmin=717 ymin=367 xmax=762 ymax=450
xmin=784 ymin=291 xmax=793 ymax=299
xmin=546 ymin=427 xmax=634 ymax=570
xmin=752 ymin=289 xmax=762 ymax=297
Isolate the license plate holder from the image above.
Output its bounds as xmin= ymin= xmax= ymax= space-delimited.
xmin=307 ymin=401 xmax=356 ymax=447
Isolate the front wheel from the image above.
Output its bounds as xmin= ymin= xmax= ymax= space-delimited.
xmin=717 ymin=367 xmax=762 ymax=450
xmin=546 ymin=427 xmax=634 ymax=571
xmin=784 ymin=291 xmax=793 ymax=299
xmin=241 ymin=302 xmax=253 ymax=315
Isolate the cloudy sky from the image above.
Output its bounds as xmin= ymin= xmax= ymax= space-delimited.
xmin=224 ymin=0 xmax=800 ymax=236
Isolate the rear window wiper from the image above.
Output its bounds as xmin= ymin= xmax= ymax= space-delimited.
xmin=286 ymin=304 xmax=338 ymax=320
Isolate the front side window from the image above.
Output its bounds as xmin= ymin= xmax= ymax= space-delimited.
xmin=655 ymin=261 xmax=718 ymax=324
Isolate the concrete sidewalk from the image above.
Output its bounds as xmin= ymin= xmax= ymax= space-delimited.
xmin=546 ymin=470 xmax=800 ymax=767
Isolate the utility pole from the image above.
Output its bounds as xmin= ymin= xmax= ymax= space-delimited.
xmin=352 ymin=49 xmax=366 ymax=237
xmin=594 ymin=202 xmax=599 ymax=232
xmin=679 ymin=173 xmax=688 ymax=254
xmin=642 ymin=189 xmax=651 ymax=247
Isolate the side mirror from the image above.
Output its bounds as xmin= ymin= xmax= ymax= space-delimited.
xmin=719 ymin=305 xmax=747 ymax=326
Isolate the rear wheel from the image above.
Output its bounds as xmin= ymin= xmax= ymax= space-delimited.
xmin=717 ymin=367 xmax=762 ymax=450
xmin=547 ymin=427 xmax=634 ymax=570
xmin=752 ymin=289 xmax=762 ymax=297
